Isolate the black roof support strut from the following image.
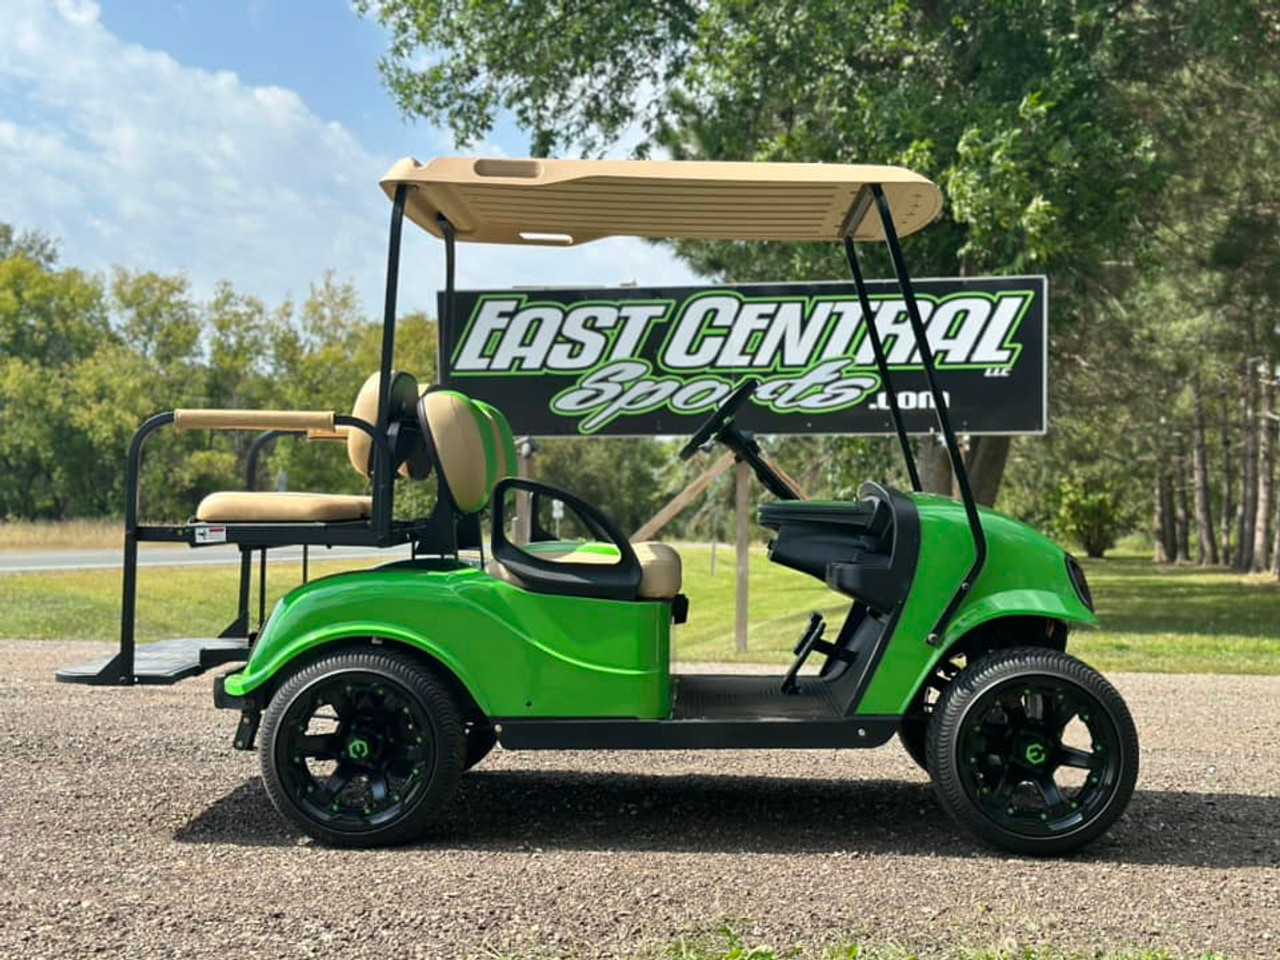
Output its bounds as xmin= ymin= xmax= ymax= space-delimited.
xmin=376 ymin=184 xmax=407 ymax=435
xmin=847 ymin=184 xmax=988 ymax=644
xmin=842 ymin=231 xmax=921 ymax=492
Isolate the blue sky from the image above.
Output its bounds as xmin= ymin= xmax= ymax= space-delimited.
xmin=0 ymin=0 xmax=697 ymax=315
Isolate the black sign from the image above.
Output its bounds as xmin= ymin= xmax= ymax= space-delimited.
xmin=439 ymin=277 xmax=1046 ymax=437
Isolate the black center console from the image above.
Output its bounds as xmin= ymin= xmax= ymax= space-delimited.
xmin=759 ymin=483 xmax=920 ymax=614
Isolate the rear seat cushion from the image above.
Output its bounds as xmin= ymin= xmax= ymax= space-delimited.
xmin=348 ymin=371 xmax=422 ymax=477
xmin=195 ymin=491 xmax=372 ymax=522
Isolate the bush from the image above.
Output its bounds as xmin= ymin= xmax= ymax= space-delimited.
xmin=1051 ymin=472 xmax=1139 ymax=558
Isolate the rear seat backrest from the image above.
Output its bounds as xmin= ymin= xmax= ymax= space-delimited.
xmin=420 ymin=390 xmax=498 ymax=514
xmin=348 ymin=371 xmax=431 ymax=479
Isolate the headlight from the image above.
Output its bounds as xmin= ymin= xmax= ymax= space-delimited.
xmin=1065 ymin=555 xmax=1093 ymax=611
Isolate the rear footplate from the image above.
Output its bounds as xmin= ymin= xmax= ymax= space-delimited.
xmin=56 ymin=638 xmax=250 ymax=685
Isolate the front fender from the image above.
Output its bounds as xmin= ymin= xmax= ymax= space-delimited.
xmin=855 ymin=494 xmax=1097 ymax=717
xmin=944 ymin=587 xmax=1098 ymax=647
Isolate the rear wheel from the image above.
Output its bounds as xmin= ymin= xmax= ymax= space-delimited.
xmin=927 ymin=647 xmax=1138 ymax=856
xmin=259 ymin=648 xmax=465 ymax=847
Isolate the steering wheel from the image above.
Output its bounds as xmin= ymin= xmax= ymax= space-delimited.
xmin=679 ymin=379 xmax=759 ymax=461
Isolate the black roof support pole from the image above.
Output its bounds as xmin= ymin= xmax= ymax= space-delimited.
xmin=842 ymin=234 xmax=922 ymax=492
xmin=116 ymin=411 xmax=176 ymax=683
xmin=438 ymin=213 xmax=457 ymax=348
xmin=373 ymin=184 xmax=408 ymax=538
xmin=871 ymin=184 xmax=987 ymax=644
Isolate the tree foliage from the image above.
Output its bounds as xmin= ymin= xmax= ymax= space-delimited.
xmin=361 ymin=0 xmax=1280 ymax=560
xmin=0 ymin=229 xmax=438 ymax=523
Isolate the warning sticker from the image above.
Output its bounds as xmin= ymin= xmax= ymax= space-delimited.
xmin=194 ymin=525 xmax=228 ymax=544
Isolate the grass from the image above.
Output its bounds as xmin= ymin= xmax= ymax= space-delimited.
xmin=0 ymin=544 xmax=1276 ymax=676
xmin=650 ymin=931 xmax=1227 ymax=960
xmin=0 ymin=518 xmax=128 ymax=551
xmin=480 ymin=925 xmax=1232 ymax=960
xmin=641 ymin=927 xmax=1230 ymax=960
xmin=0 ymin=558 xmax=376 ymax=644
xmin=673 ymin=547 xmax=1280 ymax=674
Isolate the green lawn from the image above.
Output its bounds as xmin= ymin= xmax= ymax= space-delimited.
xmin=674 ymin=548 xmax=1280 ymax=674
xmin=1 ymin=546 xmax=1276 ymax=675
xmin=0 ymin=558 xmax=370 ymax=644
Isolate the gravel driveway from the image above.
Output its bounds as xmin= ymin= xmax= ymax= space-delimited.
xmin=1 ymin=641 xmax=1276 ymax=959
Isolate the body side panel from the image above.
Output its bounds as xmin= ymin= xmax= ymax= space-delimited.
xmin=855 ymin=493 xmax=1094 ymax=716
xmin=222 ymin=563 xmax=671 ymax=719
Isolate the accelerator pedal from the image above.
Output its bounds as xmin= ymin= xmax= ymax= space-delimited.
xmin=780 ymin=613 xmax=826 ymax=695
xmin=56 ymin=638 xmax=250 ymax=686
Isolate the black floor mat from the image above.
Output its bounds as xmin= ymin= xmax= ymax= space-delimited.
xmin=672 ymin=674 xmax=842 ymax=721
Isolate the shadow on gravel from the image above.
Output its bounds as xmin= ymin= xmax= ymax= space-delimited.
xmin=176 ymin=769 xmax=1278 ymax=868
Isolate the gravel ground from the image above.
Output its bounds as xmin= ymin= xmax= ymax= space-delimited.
xmin=1 ymin=641 xmax=1276 ymax=960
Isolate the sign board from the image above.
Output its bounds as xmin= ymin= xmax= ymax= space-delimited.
xmin=439 ymin=277 xmax=1046 ymax=437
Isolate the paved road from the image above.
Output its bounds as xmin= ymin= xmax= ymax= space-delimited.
xmin=0 ymin=544 xmax=413 ymax=573
xmin=1 ymin=642 xmax=1276 ymax=959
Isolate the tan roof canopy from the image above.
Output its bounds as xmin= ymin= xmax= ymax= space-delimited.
xmin=380 ymin=156 xmax=942 ymax=246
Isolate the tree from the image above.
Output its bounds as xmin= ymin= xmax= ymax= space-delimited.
xmin=0 ymin=224 xmax=59 ymax=269
xmin=0 ymin=251 xmax=108 ymax=367
xmin=0 ymin=232 xmax=114 ymax=519
xmin=535 ymin=436 xmax=668 ymax=536
xmin=0 ymin=217 xmax=452 ymax=523
xmin=359 ymin=0 xmax=1222 ymax=507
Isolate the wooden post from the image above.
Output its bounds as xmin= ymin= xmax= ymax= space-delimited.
xmin=735 ymin=461 xmax=750 ymax=653
xmin=632 ymin=451 xmax=735 ymax=541
xmin=516 ymin=439 xmax=534 ymax=545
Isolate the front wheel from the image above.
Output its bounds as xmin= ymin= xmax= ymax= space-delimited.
xmin=259 ymin=648 xmax=465 ymax=847
xmin=927 ymin=647 xmax=1139 ymax=856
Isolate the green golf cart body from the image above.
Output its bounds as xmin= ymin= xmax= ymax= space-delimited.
xmin=221 ymin=493 xmax=1094 ymax=724
xmin=58 ymin=156 xmax=1138 ymax=856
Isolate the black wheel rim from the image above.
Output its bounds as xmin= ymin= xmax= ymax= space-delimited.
xmin=276 ymin=672 xmax=435 ymax=832
xmin=958 ymin=677 xmax=1124 ymax=839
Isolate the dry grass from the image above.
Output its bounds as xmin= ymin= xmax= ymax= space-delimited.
xmin=0 ymin=518 xmax=126 ymax=551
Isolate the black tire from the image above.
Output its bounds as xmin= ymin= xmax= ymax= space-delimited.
xmin=259 ymin=648 xmax=465 ymax=847
xmin=463 ymin=723 xmax=497 ymax=771
xmin=926 ymin=646 xmax=1139 ymax=856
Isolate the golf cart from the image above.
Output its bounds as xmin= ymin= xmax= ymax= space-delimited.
xmin=59 ymin=157 xmax=1138 ymax=856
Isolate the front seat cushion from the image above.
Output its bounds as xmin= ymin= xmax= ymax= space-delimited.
xmin=488 ymin=540 xmax=682 ymax=599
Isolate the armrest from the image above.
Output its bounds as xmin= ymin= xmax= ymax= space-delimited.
xmin=491 ymin=477 xmax=642 ymax=601
xmin=173 ymin=409 xmax=336 ymax=432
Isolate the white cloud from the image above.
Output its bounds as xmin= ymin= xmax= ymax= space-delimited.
xmin=0 ymin=0 xmax=700 ymax=324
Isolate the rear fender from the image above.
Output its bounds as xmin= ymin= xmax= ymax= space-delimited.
xmin=222 ymin=621 xmax=492 ymax=714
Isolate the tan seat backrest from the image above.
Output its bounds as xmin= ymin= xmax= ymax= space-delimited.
xmin=420 ymin=390 xmax=497 ymax=514
xmin=347 ymin=371 xmax=429 ymax=479
xmin=473 ymin=400 xmax=519 ymax=489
